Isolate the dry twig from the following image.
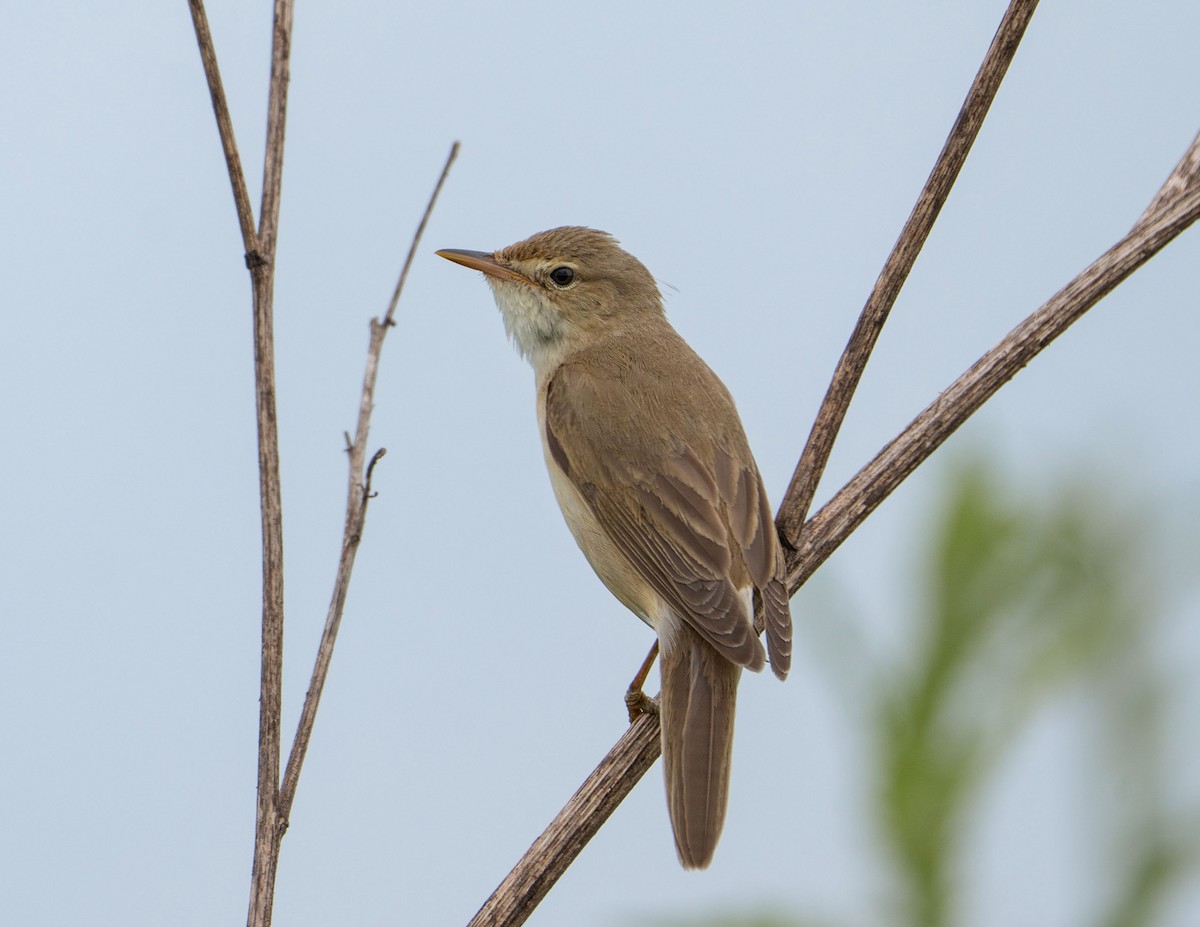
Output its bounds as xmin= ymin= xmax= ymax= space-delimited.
xmin=189 ymin=2 xmax=458 ymax=925
xmin=189 ymin=1 xmax=296 ymax=924
xmin=786 ymin=164 xmax=1200 ymax=594
xmin=467 ymin=715 xmax=663 ymax=927
xmin=277 ymin=142 xmax=461 ymax=829
xmin=774 ymin=0 xmax=1039 ymax=547
xmin=186 ymin=0 xmax=257 ymax=252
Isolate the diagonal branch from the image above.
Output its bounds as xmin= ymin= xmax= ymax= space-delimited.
xmin=464 ymin=118 xmax=1200 ymax=927
xmin=466 ymin=715 xmax=662 ymax=927
xmin=382 ymin=144 xmax=460 ymax=327
xmin=187 ymin=0 xmax=258 ymax=253
xmin=277 ymin=142 xmax=460 ymax=830
xmin=775 ymin=0 xmax=1039 ymax=547
xmin=786 ymin=173 xmax=1200 ymax=594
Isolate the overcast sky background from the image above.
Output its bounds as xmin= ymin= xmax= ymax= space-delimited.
xmin=3 ymin=2 xmax=1199 ymax=925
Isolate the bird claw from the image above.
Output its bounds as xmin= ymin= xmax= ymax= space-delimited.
xmin=625 ymin=639 xmax=661 ymax=722
xmin=625 ymin=686 xmax=659 ymax=722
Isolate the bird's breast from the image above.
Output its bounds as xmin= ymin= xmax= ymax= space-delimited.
xmin=536 ymin=382 xmax=662 ymax=630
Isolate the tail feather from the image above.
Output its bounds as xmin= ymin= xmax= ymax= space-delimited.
xmin=660 ymin=620 xmax=741 ymax=869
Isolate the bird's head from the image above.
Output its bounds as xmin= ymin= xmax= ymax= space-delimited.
xmin=438 ymin=226 xmax=663 ymax=371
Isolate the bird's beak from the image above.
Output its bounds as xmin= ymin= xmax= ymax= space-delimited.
xmin=436 ymin=249 xmax=530 ymax=284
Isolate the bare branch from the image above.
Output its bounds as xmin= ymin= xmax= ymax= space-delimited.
xmin=240 ymin=2 xmax=296 ymax=926
xmin=775 ymin=0 xmax=1040 ymax=547
xmin=186 ymin=0 xmax=258 ymax=254
xmin=467 ymin=715 xmax=662 ymax=927
xmin=787 ymin=180 xmax=1200 ymax=594
xmin=188 ymin=4 xmax=289 ymax=922
xmin=190 ymin=0 xmax=457 ymax=915
xmin=384 ymin=142 xmax=461 ymax=326
xmin=275 ymin=143 xmax=460 ymax=831
xmin=257 ymin=0 xmax=295 ymax=257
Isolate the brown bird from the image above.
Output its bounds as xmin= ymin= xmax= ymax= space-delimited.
xmin=437 ymin=227 xmax=792 ymax=868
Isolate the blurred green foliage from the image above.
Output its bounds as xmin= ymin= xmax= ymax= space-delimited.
xmin=880 ymin=458 xmax=1195 ymax=927
xmin=644 ymin=457 xmax=1198 ymax=927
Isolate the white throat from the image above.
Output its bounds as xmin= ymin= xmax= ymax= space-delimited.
xmin=488 ymin=279 xmax=574 ymax=375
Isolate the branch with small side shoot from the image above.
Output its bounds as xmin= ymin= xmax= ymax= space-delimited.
xmin=187 ymin=3 xmax=458 ymax=925
xmin=277 ymin=142 xmax=460 ymax=832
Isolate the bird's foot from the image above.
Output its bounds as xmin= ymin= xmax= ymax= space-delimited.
xmin=625 ymin=640 xmax=661 ymax=722
xmin=625 ymin=686 xmax=659 ymax=722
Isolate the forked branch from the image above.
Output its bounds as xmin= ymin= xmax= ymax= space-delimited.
xmin=189 ymin=1 xmax=299 ymax=924
xmin=785 ymin=167 xmax=1200 ymax=594
xmin=189 ymin=3 xmax=458 ymax=926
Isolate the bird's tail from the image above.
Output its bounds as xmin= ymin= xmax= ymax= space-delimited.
xmin=659 ymin=620 xmax=741 ymax=869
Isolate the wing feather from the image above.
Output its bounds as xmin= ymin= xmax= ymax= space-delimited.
xmin=546 ymin=359 xmax=791 ymax=674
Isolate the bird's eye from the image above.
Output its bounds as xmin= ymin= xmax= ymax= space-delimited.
xmin=548 ymin=266 xmax=575 ymax=287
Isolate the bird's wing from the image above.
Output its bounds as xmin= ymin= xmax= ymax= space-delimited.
xmin=545 ymin=360 xmax=789 ymax=673
xmin=714 ymin=441 xmax=793 ymax=680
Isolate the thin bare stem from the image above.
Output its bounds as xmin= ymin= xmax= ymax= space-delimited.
xmin=186 ymin=0 xmax=258 ymax=253
xmin=190 ymin=1 xmax=458 ymax=922
xmin=276 ymin=445 xmax=384 ymax=827
xmin=187 ymin=2 xmax=286 ymax=922
xmin=383 ymin=142 xmax=460 ymax=326
xmin=257 ymin=0 xmax=295 ymax=257
xmin=276 ymin=144 xmax=461 ymax=829
xmin=465 ymin=131 xmax=1200 ymax=927
xmin=466 ymin=715 xmax=662 ymax=927
xmin=786 ymin=181 xmax=1200 ymax=594
xmin=242 ymin=2 xmax=295 ymax=926
xmin=775 ymin=0 xmax=1040 ymax=547
xmin=190 ymin=1 xmax=456 ymax=919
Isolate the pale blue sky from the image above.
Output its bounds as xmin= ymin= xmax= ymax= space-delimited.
xmin=2 ymin=2 xmax=1198 ymax=925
